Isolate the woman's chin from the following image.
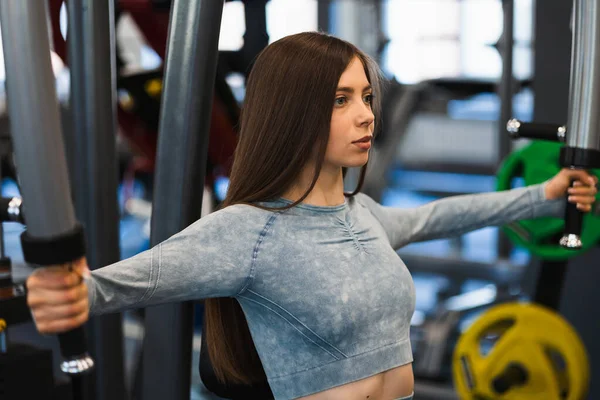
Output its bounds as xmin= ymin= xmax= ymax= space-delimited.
xmin=344 ymin=155 xmax=369 ymax=168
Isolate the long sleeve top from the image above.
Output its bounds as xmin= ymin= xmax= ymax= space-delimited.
xmin=87 ymin=183 xmax=563 ymax=399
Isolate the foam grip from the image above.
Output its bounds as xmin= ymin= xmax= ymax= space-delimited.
xmin=20 ymin=223 xmax=86 ymax=266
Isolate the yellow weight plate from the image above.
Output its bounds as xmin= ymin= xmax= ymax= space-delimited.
xmin=452 ymin=303 xmax=589 ymax=400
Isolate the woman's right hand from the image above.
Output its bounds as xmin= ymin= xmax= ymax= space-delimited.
xmin=26 ymin=257 xmax=91 ymax=334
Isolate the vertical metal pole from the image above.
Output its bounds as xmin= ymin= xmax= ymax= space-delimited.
xmin=331 ymin=0 xmax=379 ymax=60
xmin=67 ymin=1 xmax=126 ymax=399
xmin=565 ymin=0 xmax=600 ymax=153
xmin=242 ymin=0 xmax=268 ymax=76
xmin=498 ymin=0 xmax=515 ymax=162
xmin=0 ymin=1 xmax=93 ymax=398
xmin=497 ymin=0 xmax=515 ymax=260
xmin=558 ymin=0 xmax=600 ymax=248
xmin=318 ymin=0 xmax=331 ymax=32
xmin=0 ymin=1 xmax=76 ymax=235
xmin=141 ymin=1 xmax=224 ymax=399
xmin=532 ymin=0 xmax=572 ymax=125
xmin=528 ymin=0 xmax=573 ymax=313
xmin=533 ymin=260 xmax=568 ymax=310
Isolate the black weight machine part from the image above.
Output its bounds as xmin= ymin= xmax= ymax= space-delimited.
xmin=0 ymin=193 xmax=28 ymax=328
xmin=504 ymin=0 xmax=600 ymax=310
xmin=0 ymin=343 xmax=57 ymax=399
xmin=219 ymin=0 xmax=270 ymax=79
xmin=412 ymin=0 xmax=600 ymax=390
xmin=0 ymin=1 xmax=96 ymax=400
xmin=412 ymin=285 xmax=523 ymax=381
xmin=506 ymin=121 xmax=599 ymax=308
xmin=0 ymin=229 xmax=57 ymax=400
xmin=490 ymin=1 xmax=600 ymax=395
xmin=0 ymin=187 xmax=68 ymax=399
xmin=505 ymin=121 xmax=600 ymax=309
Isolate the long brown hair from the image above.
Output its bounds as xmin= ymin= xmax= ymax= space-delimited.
xmin=205 ymin=31 xmax=383 ymax=385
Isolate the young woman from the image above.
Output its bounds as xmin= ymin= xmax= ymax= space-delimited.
xmin=26 ymin=32 xmax=597 ymax=400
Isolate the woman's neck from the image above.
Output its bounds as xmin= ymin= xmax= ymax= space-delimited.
xmin=282 ymin=165 xmax=345 ymax=207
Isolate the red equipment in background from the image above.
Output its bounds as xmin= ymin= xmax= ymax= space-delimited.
xmin=47 ymin=0 xmax=239 ymax=189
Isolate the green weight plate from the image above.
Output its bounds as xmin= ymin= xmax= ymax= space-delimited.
xmin=496 ymin=141 xmax=600 ymax=260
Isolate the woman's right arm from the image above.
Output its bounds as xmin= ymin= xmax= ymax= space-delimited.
xmin=27 ymin=205 xmax=260 ymax=333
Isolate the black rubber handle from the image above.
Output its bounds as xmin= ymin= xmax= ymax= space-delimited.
xmin=564 ymin=185 xmax=584 ymax=236
xmin=507 ymin=120 xmax=565 ymax=142
xmin=55 ymin=261 xmax=93 ymax=377
xmin=58 ymin=327 xmax=88 ymax=359
xmin=21 ymin=225 xmax=93 ymax=378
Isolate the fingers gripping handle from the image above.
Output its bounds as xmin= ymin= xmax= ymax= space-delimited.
xmin=57 ymin=261 xmax=94 ymax=375
xmin=21 ymin=224 xmax=94 ymax=375
xmin=560 ymin=180 xmax=584 ymax=249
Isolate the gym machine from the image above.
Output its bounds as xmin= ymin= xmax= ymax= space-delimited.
xmin=1 ymin=0 xmax=127 ymax=398
xmin=0 ymin=1 xmax=94 ymax=399
xmin=66 ymin=1 xmax=127 ymax=399
xmin=453 ymin=0 xmax=600 ymax=398
xmin=501 ymin=0 xmax=600 ymax=303
xmin=2 ymin=0 xmax=225 ymax=399
xmin=136 ymin=1 xmax=225 ymax=400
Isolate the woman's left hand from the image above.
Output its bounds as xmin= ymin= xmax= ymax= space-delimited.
xmin=545 ymin=168 xmax=598 ymax=212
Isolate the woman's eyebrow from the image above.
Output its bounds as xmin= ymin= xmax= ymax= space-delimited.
xmin=336 ymin=85 xmax=373 ymax=94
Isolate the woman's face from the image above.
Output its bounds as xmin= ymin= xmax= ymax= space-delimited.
xmin=324 ymin=57 xmax=375 ymax=170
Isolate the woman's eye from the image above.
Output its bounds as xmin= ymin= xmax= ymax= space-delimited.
xmin=335 ymin=97 xmax=347 ymax=106
xmin=364 ymin=94 xmax=373 ymax=104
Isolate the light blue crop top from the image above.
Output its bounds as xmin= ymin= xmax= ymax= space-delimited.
xmin=87 ymin=183 xmax=563 ymax=399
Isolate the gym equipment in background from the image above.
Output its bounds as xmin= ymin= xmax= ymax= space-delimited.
xmin=453 ymin=303 xmax=589 ymax=400
xmin=135 ymin=1 xmax=225 ymax=399
xmin=452 ymin=2 xmax=599 ymax=398
xmin=65 ymin=1 xmax=129 ymax=398
xmin=496 ymin=141 xmax=600 ymax=260
xmin=0 ymin=195 xmax=42 ymax=398
xmin=503 ymin=0 xmax=600 ymax=253
xmin=0 ymin=196 xmax=63 ymax=399
xmin=48 ymin=0 xmax=243 ymax=193
xmin=413 ymin=283 xmax=522 ymax=382
xmin=0 ymin=2 xmax=94 ymax=399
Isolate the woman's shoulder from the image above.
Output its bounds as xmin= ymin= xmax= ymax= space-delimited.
xmin=170 ymin=204 xmax=278 ymax=248
xmin=196 ymin=203 xmax=277 ymax=228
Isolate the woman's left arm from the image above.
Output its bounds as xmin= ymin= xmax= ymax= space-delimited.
xmin=358 ymin=169 xmax=598 ymax=250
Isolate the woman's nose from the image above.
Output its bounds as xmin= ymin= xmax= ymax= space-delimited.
xmin=356 ymin=103 xmax=375 ymax=127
